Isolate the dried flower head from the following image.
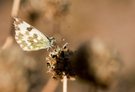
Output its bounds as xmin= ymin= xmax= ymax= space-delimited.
xmin=75 ymin=39 xmax=122 ymax=89
xmin=44 ymin=0 xmax=70 ymax=20
xmin=0 ymin=45 xmax=45 ymax=92
xmin=46 ymin=43 xmax=76 ymax=80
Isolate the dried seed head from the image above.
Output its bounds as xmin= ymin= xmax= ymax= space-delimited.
xmin=44 ymin=0 xmax=70 ymax=21
xmin=75 ymin=39 xmax=122 ymax=89
xmin=46 ymin=44 xmax=76 ymax=80
xmin=0 ymin=45 xmax=44 ymax=92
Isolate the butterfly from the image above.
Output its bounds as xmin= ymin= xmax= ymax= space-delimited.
xmin=13 ymin=17 xmax=55 ymax=51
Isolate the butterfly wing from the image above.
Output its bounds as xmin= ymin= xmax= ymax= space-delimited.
xmin=14 ymin=17 xmax=52 ymax=51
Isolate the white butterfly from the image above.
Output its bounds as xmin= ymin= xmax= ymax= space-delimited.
xmin=13 ymin=17 xmax=55 ymax=51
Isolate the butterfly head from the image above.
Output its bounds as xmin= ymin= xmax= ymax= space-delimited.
xmin=49 ymin=37 xmax=56 ymax=47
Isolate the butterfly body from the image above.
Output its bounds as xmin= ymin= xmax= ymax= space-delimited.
xmin=14 ymin=17 xmax=54 ymax=51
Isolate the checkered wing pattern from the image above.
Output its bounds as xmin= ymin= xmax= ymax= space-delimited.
xmin=14 ymin=17 xmax=52 ymax=51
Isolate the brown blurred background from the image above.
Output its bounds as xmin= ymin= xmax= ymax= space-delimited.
xmin=0 ymin=0 xmax=135 ymax=92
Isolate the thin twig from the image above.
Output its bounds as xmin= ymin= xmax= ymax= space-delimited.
xmin=1 ymin=36 xmax=14 ymax=50
xmin=11 ymin=0 xmax=21 ymax=17
xmin=1 ymin=0 xmax=21 ymax=50
xmin=63 ymin=76 xmax=67 ymax=92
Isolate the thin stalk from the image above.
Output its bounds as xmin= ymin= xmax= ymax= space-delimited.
xmin=11 ymin=0 xmax=21 ymax=17
xmin=63 ymin=76 xmax=67 ymax=92
xmin=1 ymin=0 xmax=21 ymax=50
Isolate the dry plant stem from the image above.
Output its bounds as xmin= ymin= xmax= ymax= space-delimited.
xmin=63 ymin=76 xmax=67 ymax=92
xmin=1 ymin=36 xmax=14 ymax=50
xmin=11 ymin=0 xmax=21 ymax=17
xmin=1 ymin=0 xmax=21 ymax=50
xmin=42 ymin=78 xmax=59 ymax=92
xmin=2 ymin=0 xmax=21 ymax=50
